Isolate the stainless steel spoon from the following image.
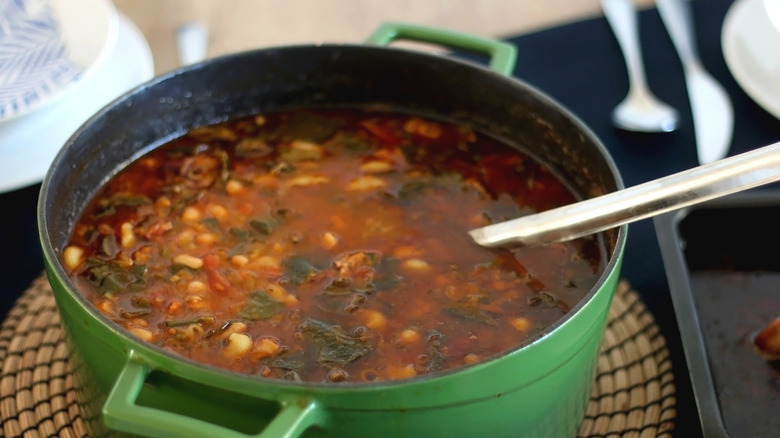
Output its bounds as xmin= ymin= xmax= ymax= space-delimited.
xmin=656 ymin=0 xmax=733 ymax=164
xmin=602 ymin=0 xmax=679 ymax=132
xmin=176 ymin=22 xmax=209 ymax=66
xmin=469 ymin=140 xmax=780 ymax=248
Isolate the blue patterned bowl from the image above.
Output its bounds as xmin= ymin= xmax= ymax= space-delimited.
xmin=0 ymin=0 xmax=117 ymax=121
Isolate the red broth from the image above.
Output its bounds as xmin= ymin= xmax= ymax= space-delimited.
xmin=63 ymin=108 xmax=603 ymax=383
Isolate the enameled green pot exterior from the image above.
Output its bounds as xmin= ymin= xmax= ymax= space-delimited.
xmin=43 ymin=256 xmax=623 ymax=438
xmin=39 ymin=23 xmax=627 ymax=438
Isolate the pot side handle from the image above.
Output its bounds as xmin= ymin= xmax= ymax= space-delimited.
xmin=365 ymin=21 xmax=518 ymax=76
xmin=103 ymin=358 xmax=327 ymax=438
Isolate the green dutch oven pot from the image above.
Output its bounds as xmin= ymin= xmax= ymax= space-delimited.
xmin=38 ymin=23 xmax=626 ymax=437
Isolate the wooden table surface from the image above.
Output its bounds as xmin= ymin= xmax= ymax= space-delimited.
xmin=113 ymin=0 xmax=653 ymax=75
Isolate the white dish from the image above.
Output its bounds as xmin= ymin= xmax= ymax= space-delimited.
xmin=722 ymin=0 xmax=780 ymax=120
xmin=0 ymin=13 xmax=154 ymax=194
xmin=766 ymin=0 xmax=780 ymax=33
xmin=0 ymin=0 xmax=119 ymax=122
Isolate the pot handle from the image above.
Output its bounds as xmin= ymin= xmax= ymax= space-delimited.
xmin=365 ymin=22 xmax=518 ymax=76
xmin=103 ymin=357 xmax=327 ymax=438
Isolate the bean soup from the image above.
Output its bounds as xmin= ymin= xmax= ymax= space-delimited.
xmin=63 ymin=108 xmax=603 ymax=383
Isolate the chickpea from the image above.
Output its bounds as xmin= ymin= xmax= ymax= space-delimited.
xmin=120 ymin=222 xmax=136 ymax=248
xmin=231 ymin=254 xmax=250 ymax=267
xmin=387 ymin=364 xmax=417 ymax=379
xmin=173 ymin=254 xmax=203 ymax=269
xmin=320 ymin=232 xmax=339 ymax=250
xmin=347 ymin=175 xmax=386 ymax=191
xmin=129 ymin=327 xmax=154 ymax=342
xmin=253 ymin=338 xmax=281 ymax=359
xmin=464 ymin=353 xmax=480 ymax=364
xmin=359 ymin=309 xmax=387 ymax=330
xmin=181 ymin=206 xmax=201 ymax=223
xmin=399 ymin=328 xmax=421 ymax=344
xmin=225 ymin=179 xmax=246 ymax=195
xmin=402 ymin=258 xmax=431 ymax=272
xmin=510 ymin=317 xmax=533 ymax=333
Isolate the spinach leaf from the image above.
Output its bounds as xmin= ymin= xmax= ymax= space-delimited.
xmin=98 ymin=234 xmax=119 ymax=258
xmin=324 ymin=255 xmax=401 ymax=297
xmin=324 ymin=277 xmax=353 ymax=295
xmin=235 ymin=137 xmax=273 ymax=158
xmin=330 ymin=131 xmax=372 ymax=153
xmin=314 ymin=293 xmax=366 ymax=314
xmin=239 ymin=290 xmax=283 ymax=320
xmin=370 ymin=273 xmax=402 ymax=291
xmin=95 ymin=193 xmax=152 ymax=218
xmin=110 ymin=194 xmax=153 ymax=207
xmin=285 ymin=112 xmax=344 ymax=143
xmin=131 ymin=295 xmax=151 ymax=308
xmin=249 ymin=219 xmax=275 ymax=235
xmin=397 ymin=179 xmax=430 ymax=199
xmin=163 ymin=315 xmax=216 ymax=328
xmin=168 ymin=186 xmax=204 ymax=212
xmin=214 ymin=148 xmax=231 ymax=183
xmin=370 ymin=257 xmax=402 ymax=291
xmin=84 ymin=258 xmax=147 ymax=295
xmin=201 ymin=217 xmax=220 ymax=230
xmin=264 ymin=350 xmax=305 ymax=372
xmin=229 ymin=227 xmax=250 ymax=241
xmin=368 ymin=256 xmax=402 ymax=292
xmin=120 ymin=309 xmax=153 ymax=319
xmin=283 ymin=256 xmax=319 ymax=285
xmin=280 ymin=144 xmax=323 ymax=162
xmin=301 ymin=318 xmax=371 ymax=366
xmin=94 ymin=194 xmax=152 ymax=218
xmin=445 ymin=294 xmax=497 ymax=326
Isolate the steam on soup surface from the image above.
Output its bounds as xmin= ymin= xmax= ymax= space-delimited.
xmin=63 ymin=108 xmax=602 ymax=383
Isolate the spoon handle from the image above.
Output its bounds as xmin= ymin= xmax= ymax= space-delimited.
xmin=601 ymin=0 xmax=649 ymax=90
xmin=176 ymin=23 xmax=209 ymax=66
xmin=655 ymin=0 xmax=698 ymax=65
xmin=469 ymin=141 xmax=780 ymax=248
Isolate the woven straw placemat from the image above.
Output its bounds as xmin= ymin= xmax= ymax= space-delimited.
xmin=0 ymin=276 xmax=675 ymax=438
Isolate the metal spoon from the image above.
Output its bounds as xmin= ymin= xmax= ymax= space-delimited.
xmin=469 ymin=140 xmax=780 ymax=249
xmin=176 ymin=22 xmax=209 ymax=66
xmin=602 ymin=0 xmax=679 ymax=132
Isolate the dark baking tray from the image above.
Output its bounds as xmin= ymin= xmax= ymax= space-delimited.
xmin=654 ymin=190 xmax=780 ymax=438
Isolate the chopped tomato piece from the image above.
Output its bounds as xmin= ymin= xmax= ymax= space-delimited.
xmin=361 ymin=120 xmax=402 ymax=145
xmin=203 ymin=253 xmax=231 ymax=293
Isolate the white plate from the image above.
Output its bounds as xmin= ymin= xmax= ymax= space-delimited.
xmin=722 ymin=0 xmax=780 ymax=120
xmin=0 ymin=0 xmax=118 ymax=121
xmin=0 ymin=13 xmax=154 ymax=193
